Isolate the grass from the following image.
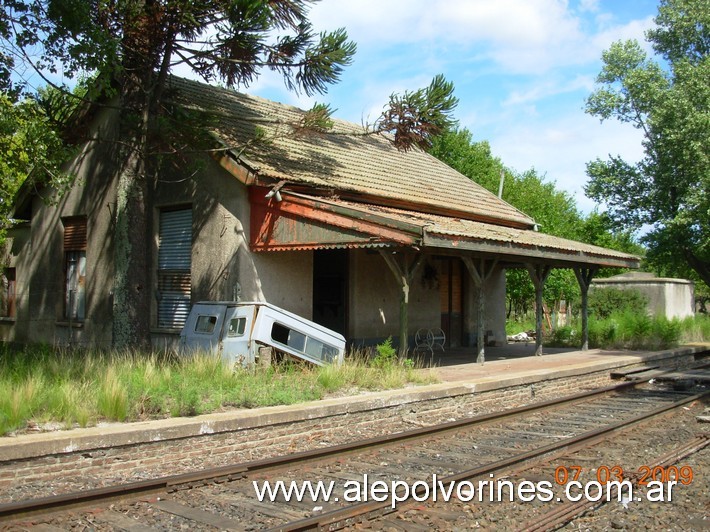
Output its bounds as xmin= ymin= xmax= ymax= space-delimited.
xmin=0 ymin=345 xmax=437 ymax=436
xmin=543 ymin=312 xmax=710 ymax=351
xmin=506 ymin=317 xmax=536 ymax=336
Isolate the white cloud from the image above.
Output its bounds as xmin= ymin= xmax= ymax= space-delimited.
xmin=176 ymin=0 xmax=658 ymax=216
xmin=308 ymin=1 xmax=658 ymax=76
xmin=309 ymin=0 xmax=613 ymax=74
xmin=486 ymin=113 xmax=645 ymax=213
xmin=578 ymin=0 xmax=600 ymax=13
xmin=592 ymin=17 xmax=655 ymax=51
xmin=502 ymin=74 xmax=595 ymax=107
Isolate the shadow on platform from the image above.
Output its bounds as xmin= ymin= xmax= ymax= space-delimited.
xmin=418 ymin=343 xmax=580 ymax=368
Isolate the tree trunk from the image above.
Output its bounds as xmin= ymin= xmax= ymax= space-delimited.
xmin=112 ymin=87 xmax=153 ymax=350
xmin=112 ymin=3 xmax=164 ymax=349
xmin=684 ymin=248 xmax=710 ymax=289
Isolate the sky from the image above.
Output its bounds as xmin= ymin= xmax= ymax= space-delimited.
xmin=233 ymin=0 xmax=661 ymax=215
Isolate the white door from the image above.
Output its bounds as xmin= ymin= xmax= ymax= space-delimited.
xmin=221 ymin=306 xmax=255 ymax=365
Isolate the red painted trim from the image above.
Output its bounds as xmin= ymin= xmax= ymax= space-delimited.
xmin=249 ymin=187 xmax=422 ymax=251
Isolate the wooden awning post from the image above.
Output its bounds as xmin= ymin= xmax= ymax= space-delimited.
xmin=462 ymin=257 xmax=498 ymax=365
xmin=380 ymin=250 xmax=425 ymax=356
xmin=526 ymin=264 xmax=552 ymax=356
xmin=574 ymin=267 xmax=597 ymax=351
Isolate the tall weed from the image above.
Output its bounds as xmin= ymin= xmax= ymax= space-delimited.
xmin=679 ymin=314 xmax=710 ymax=343
xmin=0 ymin=344 xmax=438 ymax=436
xmin=97 ymin=368 xmax=129 ymax=421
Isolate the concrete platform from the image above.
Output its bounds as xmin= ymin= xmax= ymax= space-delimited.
xmin=0 ymin=344 xmax=707 ymax=463
xmin=425 ymin=343 xmax=701 ymax=382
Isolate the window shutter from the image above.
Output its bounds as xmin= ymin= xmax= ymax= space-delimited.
xmin=158 ymin=208 xmax=192 ymax=329
xmin=63 ymin=217 xmax=87 ymax=251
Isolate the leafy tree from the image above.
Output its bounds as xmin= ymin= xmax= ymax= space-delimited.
xmin=429 ymin=127 xmax=503 ymax=192
xmin=430 ymin=127 xmax=646 ymax=323
xmin=0 ymin=89 xmax=76 ymax=230
xmin=431 ymin=129 xmax=582 ymax=314
xmin=2 ymin=0 xmax=457 ymax=348
xmin=585 ymin=0 xmax=709 ymax=290
xmin=588 ymin=287 xmax=648 ymax=320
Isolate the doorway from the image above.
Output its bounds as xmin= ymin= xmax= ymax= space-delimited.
xmin=312 ymin=249 xmax=348 ymax=335
xmin=439 ymin=257 xmax=463 ymax=347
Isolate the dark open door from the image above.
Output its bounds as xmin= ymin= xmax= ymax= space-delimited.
xmin=439 ymin=257 xmax=463 ymax=348
xmin=312 ymin=249 xmax=348 ymax=335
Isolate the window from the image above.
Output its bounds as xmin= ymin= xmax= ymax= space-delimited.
xmin=157 ymin=208 xmax=192 ymax=329
xmin=1 ymin=268 xmax=16 ymax=318
xmin=63 ymin=217 xmax=87 ymax=321
xmin=227 ymin=317 xmax=247 ymax=337
xmin=271 ymin=322 xmax=305 ymax=351
xmin=270 ymin=322 xmax=338 ymax=362
xmin=304 ymin=337 xmax=338 ymax=363
xmin=194 ymin=315 xmax=217 ymax=334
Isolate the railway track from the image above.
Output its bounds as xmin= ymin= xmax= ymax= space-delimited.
xmin=1 ymin=370 xmax=708 ymax=531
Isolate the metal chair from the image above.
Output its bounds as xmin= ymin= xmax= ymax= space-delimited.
xmin=414 ymin=328 xmax=446 ymax=355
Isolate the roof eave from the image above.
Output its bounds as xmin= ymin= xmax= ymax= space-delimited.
xmin=423 ymin=232 xmax=641 ymax=269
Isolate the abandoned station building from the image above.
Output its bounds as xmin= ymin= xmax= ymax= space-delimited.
xmin=1 ymin=77 xmax=639 ymax=358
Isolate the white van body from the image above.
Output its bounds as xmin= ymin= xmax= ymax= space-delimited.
xmin=179 ymin=301 xmax=345 ymax=366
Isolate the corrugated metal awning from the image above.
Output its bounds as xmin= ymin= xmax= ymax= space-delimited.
xmin=249 ymin=187 xmax=423 ymax=252
xmin=249 ymin=190 xmax=640 ymax=270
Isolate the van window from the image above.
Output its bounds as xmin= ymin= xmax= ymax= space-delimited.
xmin=228 ymin=317 xmax=247 ymax=337
xmin=304 ymin=337 xmax=339 ymax=362
xmin=271 ymin=322 xmax=306 ymax=352
xmin=195 ymin=315 xmax=217 ymax=334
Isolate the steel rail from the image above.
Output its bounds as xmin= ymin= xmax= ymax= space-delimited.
xmin=0 ymin=379 xmax=645 ymax=521
xmin=267 ymin=388 xmax=709 ymax=531
xmin=519 ymin=434 xmax=710 ymax=532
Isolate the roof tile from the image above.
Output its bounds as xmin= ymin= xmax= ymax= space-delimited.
xmin=168 ymin=77 xmax=535 ymax=228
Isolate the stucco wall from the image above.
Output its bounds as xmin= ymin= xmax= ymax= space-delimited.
xmin=1 ymin=105 xmax=119 ymax=347
xmin=347 ymin=252 xmax=506 ymax=350
xmin=592 ymin=273 xmax=695 ymax=320
xmin=348 ymin=251 xmax=440 ymax=347
xmin=3 ymin=118 xmax=315 ymax=349
xmin=151 ymin=157 xmax=314 ymax=350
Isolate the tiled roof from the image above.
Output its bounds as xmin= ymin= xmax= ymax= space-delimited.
xmin=167 ymin=76 xmax=535 ymax=229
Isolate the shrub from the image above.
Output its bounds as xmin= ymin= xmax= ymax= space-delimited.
xmin=588 ymin=288 xmax=648 ymax=319
xmin=586 ymin=317 xmax=618 ymax=348
xmin=679 ymin=314 xmax=710 ymax=343
xmin=371 ymin=336 xmax=397 ymax=368
xmin=583 ymin=311 xmax=682 ymax=351
xmin=549 ymin=326 xmax=575 ymax=347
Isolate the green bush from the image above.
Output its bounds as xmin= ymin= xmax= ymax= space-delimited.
xmin=371 ymin=336 xmax=397 ymax=368
xmin=588 ymin=288 xmax=648 ymax=319
xmin=546 ymin=325 xmax=574 ymax=347
xmin=679 ymin=314 xmax=710 ymax=343
xmin=582 ymin=311 xmax=682 ymax=350
xmin=586 ymin=317 xmax=618 ymax=348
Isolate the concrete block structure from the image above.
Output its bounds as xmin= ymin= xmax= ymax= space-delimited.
xmin=592 ymin=272 xmax=695 ymax=320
